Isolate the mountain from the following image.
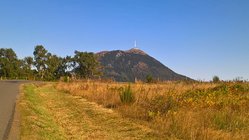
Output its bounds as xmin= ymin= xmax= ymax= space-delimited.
xmin=97 ymin=48 xmax=191 ymax=82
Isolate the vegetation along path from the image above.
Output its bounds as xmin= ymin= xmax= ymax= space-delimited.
xmin=20 ymin=83 xmax=157 ymax=140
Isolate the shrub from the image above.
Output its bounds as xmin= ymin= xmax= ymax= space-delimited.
xmin=230 ymin=83 xmax=246 ymax=93
xmin=211 ymin=84 xmax=229 ymax=95
xmin=146 ymin=74 xmax=153 ymax=83
xmin=149 ymin=95 xmax=176 ymax=114
xmin=212 ymin=76 xmax=220 ymax=83
xmin=119 ymin=85 xmax=134 ymax=104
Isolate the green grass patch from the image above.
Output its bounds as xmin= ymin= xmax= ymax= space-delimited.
xmin=212 ymin=110 xmax=247 ymax=131
xmin=20 ymin=84 xmax=66 ymax=140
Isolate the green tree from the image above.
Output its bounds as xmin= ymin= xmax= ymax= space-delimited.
xmin=56 ymin=56 xmax=72 ymax=78
xmin=33 ymin=45 xmax=70 ymax=80
xmin=45 ymin=53 xmax=62 ymax=80
xmin=0 ymin=46 xmax=102 ymax=81
xmin=0 ymin=48 xmax=20 ymax=79
xmin=33 ymin=45 xmax=48 ymax=80
xmin=19 ymin=56 xmax=35 ymax=80
xmin=72 ymin=51 xmax=101 ymax=79
xmin=24 ymin=56 xmax=34 ymax=68
xmin=213 ymin=76 xmax=220 ymax=83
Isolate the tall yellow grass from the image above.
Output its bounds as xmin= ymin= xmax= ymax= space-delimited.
xmin=56 ymin=81 xmax=249 ymax=139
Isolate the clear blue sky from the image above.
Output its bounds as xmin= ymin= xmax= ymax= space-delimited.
xmin=0 ymin=0 xmax=249 ymax=81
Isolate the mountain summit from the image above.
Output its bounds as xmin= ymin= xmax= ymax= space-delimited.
xmin=125 ymin=48 xmax=147 ymax=55
xmin=97 ymin=48 xmax=190 ymax=82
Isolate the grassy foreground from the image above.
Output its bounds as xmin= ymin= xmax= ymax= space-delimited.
xmin=57 ymin=81 xmax=249 ymax=140
xmin=19 ymin=81 xmax=249 ymax=139
xmin=19 ymin=83 xmax=156 ymax=139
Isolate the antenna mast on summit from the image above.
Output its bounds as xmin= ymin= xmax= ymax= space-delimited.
xmin=134 ymin=40 xmax=137 ymax=48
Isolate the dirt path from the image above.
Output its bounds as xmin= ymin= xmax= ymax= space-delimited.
xmin=20 ymin=84 xmax=158 ymax=139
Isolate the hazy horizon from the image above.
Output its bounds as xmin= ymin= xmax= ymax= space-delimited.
xmin=1 ymin=0 xmax=249 ymax=81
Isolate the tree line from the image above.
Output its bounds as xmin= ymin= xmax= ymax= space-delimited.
xmin=0 ymin=45 xmax=101 ymax=81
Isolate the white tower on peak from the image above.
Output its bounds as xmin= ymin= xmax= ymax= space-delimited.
xmin=133 ymin=40 xmax=139 ymax=49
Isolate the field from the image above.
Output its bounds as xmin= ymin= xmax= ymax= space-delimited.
xmin=19 ymin=83 xmax=156 ymax=139
xmin=20 ymin=81 xmax=249 ymax=139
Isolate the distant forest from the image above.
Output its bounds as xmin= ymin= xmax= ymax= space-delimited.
xmin=0 ymin=46 xmax=101 ymax=81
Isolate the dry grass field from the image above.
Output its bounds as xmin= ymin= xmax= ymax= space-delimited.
xmin=19 ymin=83 xmax=156 ymax=139
xmin=56 ymin=80 xmax=249 ymax=139
xmin=19 ymin=81 xmax=249 ymax=139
